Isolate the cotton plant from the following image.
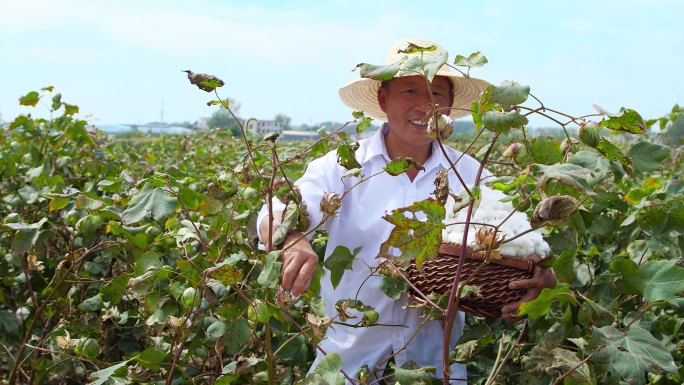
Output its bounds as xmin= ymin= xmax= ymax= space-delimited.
xmin=443 ymin=185 xmax=550 ymax=259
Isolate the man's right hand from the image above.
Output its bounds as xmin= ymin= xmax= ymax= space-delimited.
xmin=280 ymin=232 xmax=318 ymax=296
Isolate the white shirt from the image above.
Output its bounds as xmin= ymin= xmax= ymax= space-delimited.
xmin=257 ymin=127 xmax=490 ymax=384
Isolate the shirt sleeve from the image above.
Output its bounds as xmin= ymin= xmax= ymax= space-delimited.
xmin=256 ymin=150 xmax=345 ymax=243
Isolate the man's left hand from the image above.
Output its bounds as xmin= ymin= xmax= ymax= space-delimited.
xmin=501 ymin=253 xmax=556 ymax=323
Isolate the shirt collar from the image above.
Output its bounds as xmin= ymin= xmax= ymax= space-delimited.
xmin=361 ymin=124 xmax=392 ymax=164
xmin=361 ymin=124 xmax=458 ymax=172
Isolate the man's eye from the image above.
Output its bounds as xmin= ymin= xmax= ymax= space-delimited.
xmin=402 ymin=89 xmax=416 ymax=94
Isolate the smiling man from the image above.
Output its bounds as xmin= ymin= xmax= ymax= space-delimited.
xmin=257 ymin=38 xmax=556 ymax=384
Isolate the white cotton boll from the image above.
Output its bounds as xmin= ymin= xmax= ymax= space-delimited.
xmin=498 ymin=243 xmax=518 ymax=258
xmin=16 ymin=307 xmax=30 ymax=323
xmin=534 ymin=238 xmax=551 ymax=257
xmin=442 ymin=185 xmax=550 ymax=260
xmin=447 ymin=231 xmax=459 ymax=244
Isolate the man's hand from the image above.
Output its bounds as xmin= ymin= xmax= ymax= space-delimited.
xmin=280 ymin=232 xmax=318 ymax=296
xmin=501 ymin=253 xmax=556 ymax=323
xmin=259 ymin=211 xmax=318 ymax=297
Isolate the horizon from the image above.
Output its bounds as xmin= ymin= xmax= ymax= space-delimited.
xmin=1 ymin=0 xmax=682 ymax=129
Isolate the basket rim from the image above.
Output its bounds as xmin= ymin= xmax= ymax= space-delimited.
xmin=438 ymin=243 xmax=535 ymax=273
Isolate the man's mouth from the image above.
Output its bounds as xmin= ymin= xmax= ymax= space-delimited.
xmin=409 ymin=119 xmax=428 ymax=128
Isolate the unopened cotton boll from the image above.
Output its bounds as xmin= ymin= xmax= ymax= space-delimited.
xmin=443 ymin=186 xmax=550 ymax=260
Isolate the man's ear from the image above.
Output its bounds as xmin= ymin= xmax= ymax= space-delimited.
xmin=377 ymin=85 xmax=388 ymax=114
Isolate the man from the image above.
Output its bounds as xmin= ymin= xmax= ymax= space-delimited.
xmin=257 ymin=38 xmax=556 ymax=384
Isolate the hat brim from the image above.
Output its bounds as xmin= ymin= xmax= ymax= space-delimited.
xmin=338 ymin=74 xmax=490 ymax=121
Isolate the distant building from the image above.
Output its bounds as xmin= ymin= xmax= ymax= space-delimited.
xmin=280 ymin=130 xmax=320 ymax=141
xmin=240 ymin=119 xmax=284 ymax=135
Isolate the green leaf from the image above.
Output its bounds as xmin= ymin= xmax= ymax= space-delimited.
xmin=599 ymin=107 xmax=646 ymax=134
xmin=8 ymin=218 xmax=47 ymax=256
xmin=525 ymin=346 xmax=593 ymax=384
xmin=482 ymin=110 xmax=528 ymax=133
xmin=126 ymin=232 xmax=148 ymax=250
xmin=518 ymin=285 xmax=576 ymax=319
xmin=567 ymin=151 xmax=613 ymax=186
xmin=322 ymin=246 xmax=360 ymax=289
xmin=336 ymin=144 xmax=361 ymax=170
xmin=624 ymin=177 xmax=661 ymax=205
xmin=178 ymin=186 xmax=206 ymax=211
xmin=609 ymin=258 xmax=644 ymax=295
xmin=134 ymin=251 xmax=163 ymax=275
xmin=399 ymin=43 xmax=438 ymax=54
xmin=101 ymin=276 xmax=129 ymax=305
xmin=489 ymin=81 xmax=530 ymax=109
xmin=51 ymin=93 xmax=62 ymax=110
xmin=637 ymin=199 xmax=684 ymax=235
xmin=19 ymin=91 xmax=40 ymax=106
xmin=257 ymin=251 xmax=282 ymax=289
xmin=392 ymin=361 xmax=437 ymax=385
xmin=48 ymin=196 xmax=70 ymax=211
xmin=529 ymin=136 xmax=563 ymax=165
xmin=87 ymin=360 xmax=130 ymax=385
xmin=421 ymin=48 xmax=448 ymax=82
xmin=122 ymin=183 xmax=179 ymax=225
xmin=184 ymin=70 xmax=225 ymax=92
xmin=627 ymin=142 xmax=671 ymax=173
xmin=276 ymin=333 xmax=311 ymax=366
xmin=309 ymin=295 xmax=325 ymax=317
xmin=379 ymin=276 xmax=409 ymax=300
xmin=595 ymin=138 xmax=631 ymax=172
xmin=553 ymin=249 xmax=577 ymax=283
xmin=312 ymin=352 xmax=345 ymax=385
xmin=384 ymin=157 xmax=425 ymax=176
xmin=65 ymin=119 xmax=95 ymax=146
xmin=647 ymin=233 xmax=681 ymax=259
xmin=78 ymin=294 xmax=104 ymax=312
xmin=379 ymin=198 xmax=445 ymax=269
xmin=471 ymin=102 xmax=483 ymax=131
xmin=207 ymin=320 xmax=227 ymax=341
xmin=134 ymin=348 xmax=166 ymax=371
xmin=592 ymin=325 xmax=677 ymax=384
xmin=454 ymin=51 xmax=488 ymax=67
xmin=357 ymin=56 xmax=406 ymax=81
xmin=210 ymin=264 xmax=244 ymax=286
xmin=639 ymin=260 xmax=684 ymax=305
xmin=63 ymin=103 xmax=79 ymax=115
xmin=535 ymin=163 xmax=596 ymax=195
xmin=578 ymin=298 xmax=615 ymax=327
xmin=26 ymin=165 xmax=44 ymax=181
xmin=215 ymin=375 xmax=240 ymax=385
xmin=225 ymin=318 xmax=251 ymax=355
xmin=0 ymin=310 xmax=20 ymax=337
xmin=352 ymin=111 xmax=372 ymax=135
xmin=272 ymin=200 xmax=299 ymax=246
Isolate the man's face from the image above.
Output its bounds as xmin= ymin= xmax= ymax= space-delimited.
xmin=378 ymin=75 xmax=453 ymax=150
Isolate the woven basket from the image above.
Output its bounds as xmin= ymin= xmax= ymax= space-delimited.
xmin=406 ymin=243 xmax=535 ymax=318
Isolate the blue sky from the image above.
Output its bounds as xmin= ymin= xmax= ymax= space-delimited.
xmin=1 ymin=0 xmax=682 ymax=128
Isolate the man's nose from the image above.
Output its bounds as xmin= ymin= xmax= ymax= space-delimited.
xmin=418 ymin=90 xmax=433 ymax=104
xmin=414 ymin=91 xmax=437 ymax=113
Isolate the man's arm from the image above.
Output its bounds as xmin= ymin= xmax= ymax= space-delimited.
xmin=501 ymin=254 xmax=557 ymax=323
xmin=259 ymin=212 xmax=318 ymax=296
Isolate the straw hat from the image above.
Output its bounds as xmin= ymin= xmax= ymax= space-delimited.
xmin=338 ymin=38 xmax=490 ymax=121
